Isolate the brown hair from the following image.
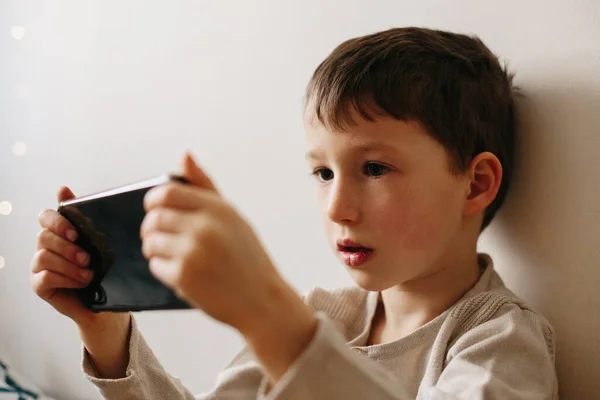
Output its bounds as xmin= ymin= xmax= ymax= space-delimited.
xmin=305 ymin=27 xmax=517 ymax=232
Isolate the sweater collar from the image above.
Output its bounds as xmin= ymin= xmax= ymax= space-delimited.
xmin=347 ymin=252 xmax=497 ymax=347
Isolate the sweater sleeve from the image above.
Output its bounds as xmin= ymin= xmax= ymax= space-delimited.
xmin=81 ymin=313 xmax=264 ymax=399
xmin=255 ymin=307 xmax=557 ymax=400
xmin=255 ymin=311 xmax=412 ymax=399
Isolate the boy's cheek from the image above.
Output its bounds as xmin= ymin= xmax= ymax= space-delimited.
xmin=388 ymin=206 xmax=447 ymax=255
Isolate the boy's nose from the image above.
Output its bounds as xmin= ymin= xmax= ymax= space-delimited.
xmin=326 ymin=182 xmax=360 ymax=224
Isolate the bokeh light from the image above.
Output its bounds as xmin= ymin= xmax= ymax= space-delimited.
xmin=12 ymin=142 xmax=27 ymax=156
xmin=10 ymin=26 xmax=25 ymax=40
xmin=0 ymin=201 xmax=13 ymax=216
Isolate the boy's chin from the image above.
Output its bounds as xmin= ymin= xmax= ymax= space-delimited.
xmin=348 ymin=270 xmax=396 ymax=292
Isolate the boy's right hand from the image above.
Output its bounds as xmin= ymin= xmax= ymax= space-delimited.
xmin=31 ymin=186 xmax=132 ymax=379
xmin=31 ymin=186 xmax=115 ymax=329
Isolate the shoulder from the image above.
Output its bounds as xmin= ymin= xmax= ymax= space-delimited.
xmin=454 ymin=254 xmax=556 ymax=354
xmin=440 ymin=291 xmax=558 ymax=397
xmin=448 ymin=289 xmax=556 ymax=361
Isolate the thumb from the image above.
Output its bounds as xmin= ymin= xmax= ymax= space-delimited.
xmin=181 ymin=152 xmax=220 ymax=194
xmin=57 ymin=186 xmax=76 ymax=203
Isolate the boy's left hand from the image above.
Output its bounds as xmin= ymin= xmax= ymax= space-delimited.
xmin=140 ymin=152 xmax=284 ymax=334
xmin=141 ymin=152 xmax=318 ymax=382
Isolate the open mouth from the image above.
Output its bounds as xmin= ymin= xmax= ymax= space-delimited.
xmin=342 ymin=247 xmax=372 ymax=252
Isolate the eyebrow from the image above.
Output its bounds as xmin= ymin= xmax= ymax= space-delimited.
xmin=305 ymin=142 xmax=402 ymax=160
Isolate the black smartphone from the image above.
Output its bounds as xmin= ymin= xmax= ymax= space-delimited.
xmin=57 ymin=174 xmax=192 ymax=313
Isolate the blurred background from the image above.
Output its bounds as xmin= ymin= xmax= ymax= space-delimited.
xmin=1 ymin=0 xmax=598 ymax=399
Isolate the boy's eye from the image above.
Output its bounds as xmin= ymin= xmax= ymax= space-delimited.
xmin=312 ymin=168 xmax=334 ymax=182
xmin=311 ymin=163 xmax=391 ymax=182
xmin=364 ymin=163 xmax=390 ymax=177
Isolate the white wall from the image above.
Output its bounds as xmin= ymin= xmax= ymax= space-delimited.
xmin=1 ymin=1 xmax=598 ymax=399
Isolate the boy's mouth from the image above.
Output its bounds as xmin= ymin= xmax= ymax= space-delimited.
xmin=336 ymin=239 xmax=375 ymax=268
xmin=336 ymin=238 xmax=373 ymax=252
xmin=342 ymin=246 xmax=372 ymax=252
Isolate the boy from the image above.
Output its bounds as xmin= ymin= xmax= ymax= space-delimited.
xmin=31 ymin=27 xmax=558 ymax=399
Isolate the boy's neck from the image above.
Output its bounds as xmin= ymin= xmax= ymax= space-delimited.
xmin=370 ymin=250 xmax=483 ymax=345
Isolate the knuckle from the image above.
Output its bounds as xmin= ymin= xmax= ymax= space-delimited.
xmin=31 ymin=249 xmax=46 ymax=270
xmin=36 ymin=228 xmax=49 ymax=243
xmin=142 ymin=210 xmax=159 ymax=237
xmin=141 ymin=237 xmax=150 ymax=258
xmin=37 ymin=248 xmax=52 ymax=264
xmin=148 ymin=209 xmax=164 ymax=228
xmin=160 ymin=185 xmax=178 ymax=203
xmin=30 ymin=252 xmax=40 ymax=271
xmin=37 ymin=270 xmax=52 ymax=286
xmin=142 ymin=208 xmax=163 ymax=232
xmin=40 ymin=207 xmax=55 ymax=218
xmin=142 ymin=233 xmax=158 ymax=258
xmin=193 ymin=215 xmax=210 ymax=233
xmin=37 ymin=209 xmax=49 ymax=225
xmin=182 ymin=236 xmax=196 ymax=257
xmin=31 ymin=276 xmax=43 ymax=296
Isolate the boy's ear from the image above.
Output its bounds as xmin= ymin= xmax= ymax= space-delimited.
xmin=463 ymin=152 xmax=503 ymax=217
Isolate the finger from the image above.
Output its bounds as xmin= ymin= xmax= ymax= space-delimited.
xmin=148 ymin=257 xmax=180 ymax=289
xmin=38 ymin=209 xmax=79 ymax=243
xmin=181 ymin=152 xmax=220 ymax=194
xmin=36 ymin=228 xmax=90 ymax=267
xmin=140 ymin=208 xmax=187 ymax=239
xmin=31 ymin=270 xmax=90 ymax=299
xmin=142 ymin=232 xmax=187 ymax=260
xmin=57 ymin=186 xmax=76 ymax=203
xmin=144 ymin=182 xmax=220 ymax=212
xmin=31 ymin=249 xmax=93 ymax=284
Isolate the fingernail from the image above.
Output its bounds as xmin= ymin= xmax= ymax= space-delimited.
xmin=80 ymin=269 xmax=92 ymax=281
xmin=76 ymin=252 xmax=89 ymax=266
xmin=66 ymin=229 xmax=78 ymax=242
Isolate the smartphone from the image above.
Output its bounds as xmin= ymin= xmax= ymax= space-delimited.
xmin=58 ymin=173 xmax=192 ymax=313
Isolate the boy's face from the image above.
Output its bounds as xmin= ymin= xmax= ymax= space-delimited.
xmin=305 ymin=111 xmax=472 ymax=291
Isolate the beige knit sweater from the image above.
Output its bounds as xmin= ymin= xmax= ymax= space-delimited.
xmin=81 ymin=253 xmax=558 ymax=399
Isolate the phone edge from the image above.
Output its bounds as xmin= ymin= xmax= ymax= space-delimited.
xmin=58 ymin=173 xmax=185 ymax=208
